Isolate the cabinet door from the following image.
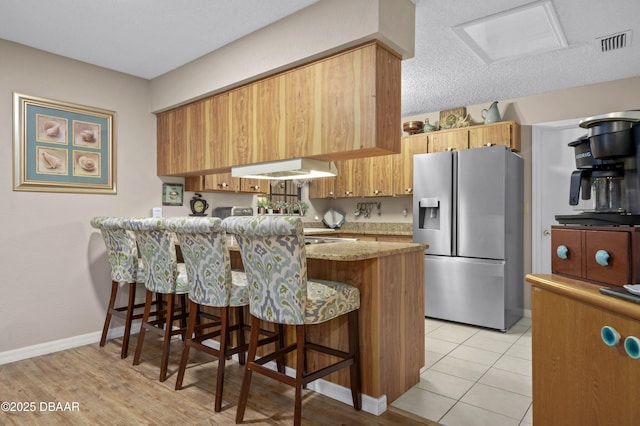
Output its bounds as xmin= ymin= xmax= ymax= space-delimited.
xmin=430 ymin=130 xmax=469 ymax=152
xmin=365 ymin=155 xmax=393 ymax=197
xmin=203 ymin=172 xmax=240 ymax=192
xmin=255 ymin=77 xmax=284 ymax=161
xmin=585 ymin=230 xmax=631 ymax=286
xmin=551 ymin=228 xmax=584 ymax=278
xmin=156 ymin=106 xmax=187 ymax=175
xmin=208 ymin=94 xmax=230 ymax=170
xmin=469 ymin=121 xmax=520 ymax=151
xmin=393 ymin=134 xmax=429 ymax=196
xmin=240 ymin=178 xmax=264 ymax=194
xmin=335 ymin=159 xmax=363 ymax=197
xmin=229 ymin=85 xmax=255 ymax=166
xmin=309 ymin=177 xmax=336 ymax=199
xmin=532 ymin=287 xmax=640 ymax=425
xmin=156 ymin=111 xmax=172 ymax=175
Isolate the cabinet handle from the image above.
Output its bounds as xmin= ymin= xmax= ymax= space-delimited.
xmin=556 ymin=245 xmax=568 ymax=260
xmin=329 ymin=191 xmax=334 ymax=196
xmin=373 ymin=190 xmax=381 ymax=195
xmin=601 ymin=326 xmax=620 ymax=347
xmin=445 ymin=147 xmax=456 ymax=152
xmin=405 ymin=188 xmax=413 ymax=194
xmin=250 ymin=185 xmax=260 ymax=190
xmin=595 ymin=249 xmax=610 ymax=266
xmin=624 ymin=336 xmax=640 ymax=359
xmin=344 ymin=191 xmax=352 ymax=196
xmin=218 ymin=182 xmax=228 ymax=188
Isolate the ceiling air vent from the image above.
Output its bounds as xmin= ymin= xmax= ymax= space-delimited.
xmin=597 ymin=30 xmax=632 ymax=52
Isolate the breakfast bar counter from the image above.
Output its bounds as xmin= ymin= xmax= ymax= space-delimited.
xmin=229 ymin=240 xmax=426 ymax=412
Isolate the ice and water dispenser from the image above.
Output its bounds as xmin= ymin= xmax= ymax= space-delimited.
xmin=418 ymin=198 xmax=440 ymax=230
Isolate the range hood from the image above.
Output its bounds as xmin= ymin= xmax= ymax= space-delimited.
xmin=231 ymin=158 xmax=338 ymax=180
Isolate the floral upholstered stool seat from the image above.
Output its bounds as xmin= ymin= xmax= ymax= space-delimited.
xmin=223 ymin=215 xmax=361 ymax=426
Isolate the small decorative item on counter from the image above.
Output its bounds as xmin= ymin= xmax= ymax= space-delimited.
xmin=423 ymin=118 xmax=437 ymax=132
xmin=403 ymin=120 xmax=424 ymax=135
xmin=189 ymin=193 xmax=209 ymax=216
xmin=274 ymin=200 xmax=289 ymax=214
xmin=256 ymin=198 xmax=272 ymax=215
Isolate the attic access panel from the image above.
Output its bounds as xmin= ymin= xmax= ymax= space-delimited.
xmin=452 ymin=0 xmax=568 ymax=64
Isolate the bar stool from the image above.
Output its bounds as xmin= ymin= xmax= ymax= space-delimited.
xmin=223 ymin=215 xmax=362 ymax=426
xmin=90 ymin=216 xmax=146 ymax=359
xmin=166 ymin=217 xmax=250 ymax=412
xmin=122 ymin=217 xmax=189 ymax=382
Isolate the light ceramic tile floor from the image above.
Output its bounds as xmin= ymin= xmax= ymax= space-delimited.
xmin=392 ymin=317 xmax=533 ymax=426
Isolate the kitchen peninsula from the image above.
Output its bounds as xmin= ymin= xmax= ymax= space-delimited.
xmin=229 ymin=239 xmax=426 ymax=412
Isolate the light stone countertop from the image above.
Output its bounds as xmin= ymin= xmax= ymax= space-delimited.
xmin=229 ymin=240 xmax=426 ymax=261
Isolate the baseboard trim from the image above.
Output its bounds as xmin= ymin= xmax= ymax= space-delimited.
xmin=0 ymin=322 xmax=141 ymax=365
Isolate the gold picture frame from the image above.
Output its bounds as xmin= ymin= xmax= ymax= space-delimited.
xmin=439 ymin=107 xmax=467 ymax=130
xmin=13 ymin=93 xmax=116 ymax=194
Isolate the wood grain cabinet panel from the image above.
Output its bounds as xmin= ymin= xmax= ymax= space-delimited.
xmin=308 ymin=176 xmax=336 ymax=199
xmin=552 ymin=226 xmax=640 ymax=287
xmin=531 ymin=283 xmax=640 ymax=426
xmin=551 ymin=227 xmax=584 ymax=278
xmin=393 ymin=134 xmax=429 ymax=196
xmin=430 ymin=129 xmax=469 ymax=152
xmin=156 ymin=41 xmax=401 ymax=177
xmin=585 ymin=230 xmax=631 ymax=285
xmin=364 ymin=155 xmax=394 ymax=197
xmin=469 ymin=121 xmax=521 ymax=151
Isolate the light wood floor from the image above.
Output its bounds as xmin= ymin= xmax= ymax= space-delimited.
xmin=0 ymin=334 xmax=440 ymax=425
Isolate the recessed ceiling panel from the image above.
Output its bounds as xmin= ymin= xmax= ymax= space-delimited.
xmin=452 ymin=0 xmax=568 ymax=64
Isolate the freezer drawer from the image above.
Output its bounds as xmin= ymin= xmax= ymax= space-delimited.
xmin=425 ymin=256 xmax=509 ymax=330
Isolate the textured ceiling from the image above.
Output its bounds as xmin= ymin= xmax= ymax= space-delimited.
xmin=1 ymin=0 xmax=639 ymax=117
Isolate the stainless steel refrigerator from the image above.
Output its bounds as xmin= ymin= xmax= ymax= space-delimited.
xmin=412 ymin=146 xmax=523 ymax=330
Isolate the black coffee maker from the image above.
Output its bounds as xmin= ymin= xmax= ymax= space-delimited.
xmin=557 ymin=111 xmax=640 ymax=225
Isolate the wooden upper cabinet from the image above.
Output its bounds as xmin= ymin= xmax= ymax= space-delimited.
xmin=308 ymin=176 xmax=336 ymax=199
xmin=240 ymin=178 xmax=264 ymax=194
xmin=430 ymin=129 xmax=469 ymax=152
xmin=393 ymin=134 xmax=429 ymax=196
xmin=156 ymin=107 xmax=187 ymax=175
xmin=229 ymin=85 xmax=255 ymax=167
xmin=156 ymin=41 xmax=402 ymax=177
xmin=365 ymin=155 xmax=394 ymax=197
xmin=469 ymin=121 xmax=521 ymax=151
xmin=335 ymin=159 xmax=362 ymax=197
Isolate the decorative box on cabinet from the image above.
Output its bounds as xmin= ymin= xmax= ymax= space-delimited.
xmin=552 ymin=225 xmax=640 ymax=287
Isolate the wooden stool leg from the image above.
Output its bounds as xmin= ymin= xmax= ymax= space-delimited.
xmin=236 ymin=306 xmax=246 ymax=365
xmin=348 ymin=310 xmax=362 ymax=410
xmin=175 ymin=300 xmax=199 ymax=390
xmin=276 ymin=323 xmax=286 ymax=374
xmin=294 ymin=325 xmax=306 ymax=426
xmin=133 ymin=290 xmax=153 ymax=366
xmin=120 ymin=282 xmax=137 ymax=359
xmin=100 ymin=281 xmax=118 ymax=347
xmin=236 ymin=316 xmax=260 ymax=424
xmin=159 ymin=293 xmax=175 ymax=382
xmin=214 ymin=307 xmax=230 ymax=412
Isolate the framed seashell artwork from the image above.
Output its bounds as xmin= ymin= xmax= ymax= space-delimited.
xmin=13 ymin=93 xmax=116 ymax=194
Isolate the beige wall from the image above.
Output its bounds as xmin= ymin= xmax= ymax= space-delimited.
xmin=150 ymin=0 xmax=415 ymax=112
xmin=0 ymin=39 xmax=185 ymax=354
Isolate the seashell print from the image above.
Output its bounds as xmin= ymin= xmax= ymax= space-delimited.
xmin=78 ymin=156 xmax=96 ymax=171
xmin=80 ymin=129 xmax=95 ymax=142
xmin=41 ymin=151 xmax=61 ymax=169
xmin=44 ymin=121 xmax=60 ymax=137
